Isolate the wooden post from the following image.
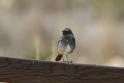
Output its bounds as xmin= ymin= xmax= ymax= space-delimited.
xmin=0 ymin=57 xmax=123 ymax=83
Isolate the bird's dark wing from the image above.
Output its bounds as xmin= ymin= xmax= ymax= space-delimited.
xmin=69 ymin=37 xmax=76 ymax=53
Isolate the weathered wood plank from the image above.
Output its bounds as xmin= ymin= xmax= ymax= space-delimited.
xmin=0 ymin=57 xmax=123 ymax=83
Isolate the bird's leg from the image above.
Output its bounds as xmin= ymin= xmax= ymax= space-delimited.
xmin=65 ymin=54 xmax=71 ymax=63
xmin=65 ymin=54 xmax=73 ymax=63
xmin=62 ymin=57 xmax=65 ymax=62
xmin=62 ymin=53 xmax=66 ymax=62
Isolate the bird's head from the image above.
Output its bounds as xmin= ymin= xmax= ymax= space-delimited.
xmin=62 ymin=28 xmax=73 ymax=35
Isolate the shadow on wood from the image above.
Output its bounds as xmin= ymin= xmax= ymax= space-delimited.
xmin=0 ymin=57 xmax=123 ymax=83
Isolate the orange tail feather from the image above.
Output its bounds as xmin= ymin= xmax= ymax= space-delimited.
xmin=55 ymin=54 xmax=63 ymax=61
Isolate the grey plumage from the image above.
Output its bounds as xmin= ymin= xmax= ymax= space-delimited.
xmin=55 ymin=28 xmax=76 ymax=62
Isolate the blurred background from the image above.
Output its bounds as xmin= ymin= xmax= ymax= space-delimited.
xmin=0 ymin=0 xmax=124 ymax=66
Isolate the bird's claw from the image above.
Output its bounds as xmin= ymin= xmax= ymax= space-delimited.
xmin=63 ymin=60 xmax=73 ymax=63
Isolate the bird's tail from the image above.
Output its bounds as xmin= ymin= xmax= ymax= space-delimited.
xmin=55 ymin=54 xmax=63 ymax=61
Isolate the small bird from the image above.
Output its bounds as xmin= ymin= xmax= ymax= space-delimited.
xmin=55 ymin=28 xmax=76 ymax=63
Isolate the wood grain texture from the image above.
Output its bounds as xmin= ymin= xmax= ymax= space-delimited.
xmin=0 ymin=57 xmax=124 ymax=83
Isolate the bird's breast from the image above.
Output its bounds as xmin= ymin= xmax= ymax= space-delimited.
xmin=65 ymin=44 xmax=71 ymax=53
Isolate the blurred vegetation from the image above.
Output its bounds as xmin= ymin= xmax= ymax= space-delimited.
xmin=27 ymin=47 xmax=51 ymax=60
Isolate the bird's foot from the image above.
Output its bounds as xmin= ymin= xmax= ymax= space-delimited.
xmin=63 ymin=60 xmax=73 ymax=63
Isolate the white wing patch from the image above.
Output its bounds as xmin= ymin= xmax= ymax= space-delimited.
xmin=58 ymin=41 xmax=63 ymax=48
xmin=66 ymin=44 xmax=71 ymax=53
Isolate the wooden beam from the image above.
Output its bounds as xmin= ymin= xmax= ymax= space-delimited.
xmin=0 ymin=57 xmax=123 ymax=83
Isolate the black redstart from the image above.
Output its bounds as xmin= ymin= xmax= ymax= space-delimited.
xmin=55 ymin=28 xmax=76 ymax=63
